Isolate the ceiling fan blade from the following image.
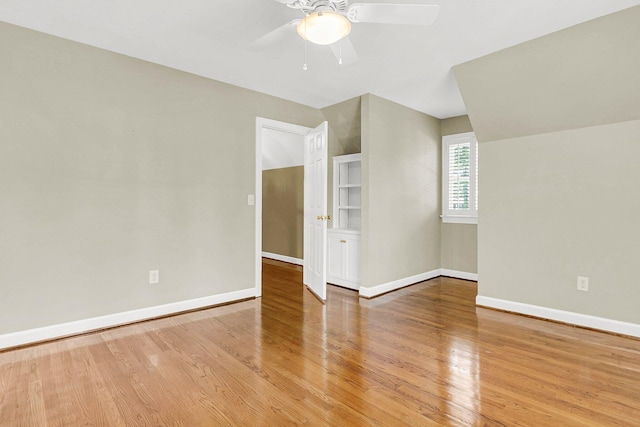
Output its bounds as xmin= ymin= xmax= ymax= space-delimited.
xmin=329 ymin=37 xmax=359 ymax=65
xmin=347 ymin=3 xmax=440 ymax=26
xmin=248 ymin=19 xmax=299 ymax=50
xmin=273 ymin=0 xmax=300 ymax=7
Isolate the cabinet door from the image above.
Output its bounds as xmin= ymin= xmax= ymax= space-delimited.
xmin=327 ymin=231 xmax=360 ymax=290
xmin=327 ymin=234 xmax=345 ymax=280
xmin=344 ymin=237 xmax=361 ymax=283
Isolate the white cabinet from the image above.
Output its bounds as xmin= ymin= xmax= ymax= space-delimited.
xmin=327 ymin=153 xmax=361 ymax=289
xmin=327 ymin=230 xmax=361 ymax=290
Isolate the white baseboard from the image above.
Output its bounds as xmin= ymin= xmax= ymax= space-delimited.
xmin=0 ymin=288 xmax=256 ymax=351
xmin=441 ymin=269 xmax=478 ymax=281
xmin=359 ymin=269 xmax=442 ymax=298
xmin=262 ymin=251 xmax=303 ymax=266
xmin=476 ymin=295 xmax=640 ymax=338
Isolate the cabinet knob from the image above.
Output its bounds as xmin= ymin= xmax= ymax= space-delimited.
xmin=340 ymin=240 xmax=347 ymax=243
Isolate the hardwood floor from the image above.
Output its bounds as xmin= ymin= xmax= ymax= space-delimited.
xmin=2 ymin=259 xmax=640 ymax=426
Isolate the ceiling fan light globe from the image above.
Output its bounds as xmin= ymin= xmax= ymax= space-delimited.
xmin=297 ymin=11 xmax=351 ymax=45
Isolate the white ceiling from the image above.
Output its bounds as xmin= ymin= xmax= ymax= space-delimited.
xmin=262 ymin=128 xmax=304 ymax=171
xmin=1 ymin=0 xmax=638 ymax=119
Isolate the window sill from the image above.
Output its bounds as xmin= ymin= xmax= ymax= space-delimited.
xmin=441 ymin=216 xmax=478 ymax=224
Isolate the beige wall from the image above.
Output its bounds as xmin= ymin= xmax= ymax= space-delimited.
xmin=1 ymin=18 xmax=491 ymax=337
xmin=361 ymin=94 xmax=441 ymax=287
xmin=321 ymin=96 xmax=362 ymax=156
xmin=441 ymin=224 xmax=477 ymax=274
xmin=441 ymin=115 xmax=473 ymax=136
xmin=262 ymin=166 xmax=304 ymax=259
xmin=453 ymin=6 xmax=640 ymax=325
xmin=0 ymin=22 xmax=325 ymax=334
xmin=440 ymin=115 xmax=477 ymax=274
xmin=455 ymin=6 xmax=640 ymax=142
xmin=479 ymin=120 xmax=640 ymax=323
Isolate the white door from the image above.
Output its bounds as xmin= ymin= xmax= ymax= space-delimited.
xmin=303 ymin=121 xmax=329 ymax=301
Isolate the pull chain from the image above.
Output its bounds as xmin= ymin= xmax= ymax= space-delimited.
xmin=303 ymin=17 xmax=308 ymax=71
xmin=303 ymin=39 xmax=308 ymax=71
xmin=339 ymin=39 xmax=343 ymax=65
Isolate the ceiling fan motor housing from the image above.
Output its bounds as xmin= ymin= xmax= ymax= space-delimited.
xmin=284 ymin=0 xmax=349 ymax=14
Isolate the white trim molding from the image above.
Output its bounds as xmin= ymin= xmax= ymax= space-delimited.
xmin=0 ymin=288 xmax=256 ymax=351
xmin=359 ymin=269 xmax=478 ymax=298
xmin=441 ymin=269 xmax=478 ymax=281
xmin=476 ymin=295 xmax=640 ymax=338
xmin=359 ymin=269 xmax=442 ymax=298
xmin=262 ymin=251 xmax=303 ymax=266
xmin=441 ymin=215 xmax=478 ymax=224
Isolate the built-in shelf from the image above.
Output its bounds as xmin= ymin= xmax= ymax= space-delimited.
xmin=328 ymin=153 xmax=361 ymax=289
xmin=334 ymin=153 xmax=361 ymax=231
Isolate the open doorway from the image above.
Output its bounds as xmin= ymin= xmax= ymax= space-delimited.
xmin=255 ymin=118 xmax=310 ymax=297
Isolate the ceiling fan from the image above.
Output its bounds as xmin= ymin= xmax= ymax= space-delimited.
xmin=252 ymin=0 xmax=440 ymax=66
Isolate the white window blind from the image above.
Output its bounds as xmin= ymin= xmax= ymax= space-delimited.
xmin=442 ymin=132 xmax=478 ymax=223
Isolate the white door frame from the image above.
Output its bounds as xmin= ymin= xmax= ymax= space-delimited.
xmin=255 ymin=117 xmax=311 ymax=297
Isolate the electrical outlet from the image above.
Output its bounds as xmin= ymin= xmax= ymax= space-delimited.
xmin=577 ymin=276 xmax=589 ymax=292
xmin=149 ymin=270 xmax=159 ymax=284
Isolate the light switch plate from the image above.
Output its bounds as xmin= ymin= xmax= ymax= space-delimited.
xmin=149 ymin=270 xmax=159 ymax=284
xmin=577 ymin=276 xmax=589 ymax=292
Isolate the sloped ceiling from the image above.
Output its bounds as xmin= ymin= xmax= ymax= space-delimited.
xmin=454 ymin=6 xmax=640 ymax=142
xmin=1 ymin=1 xmax=639 ymax=119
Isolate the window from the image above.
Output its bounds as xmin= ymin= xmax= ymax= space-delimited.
xmin=442 ymin=132 xmax=478 ymax=224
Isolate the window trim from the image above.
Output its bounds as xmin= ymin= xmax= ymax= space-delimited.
xmin=442 ymin=132 xmax=478 ymax=224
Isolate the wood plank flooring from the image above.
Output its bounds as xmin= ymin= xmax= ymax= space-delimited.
xmin=2 ymin=258 xmax=640 ymax=426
